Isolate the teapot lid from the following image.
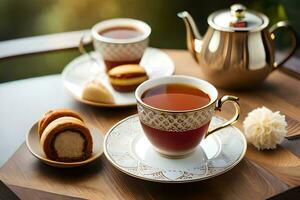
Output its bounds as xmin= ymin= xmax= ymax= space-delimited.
xmin=208 ymin=4 xmax=269 ymax=32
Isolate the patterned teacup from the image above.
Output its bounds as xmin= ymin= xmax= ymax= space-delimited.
xmin=79 ymin=18 xmax=151 ymax=71
xmin=135 ymin=75 xmax=240 ymax=157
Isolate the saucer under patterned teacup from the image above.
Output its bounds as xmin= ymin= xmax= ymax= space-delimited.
xmin=104 ymin=115 xmax=247 ymax=183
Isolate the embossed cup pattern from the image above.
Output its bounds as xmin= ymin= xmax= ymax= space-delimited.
xmin=94 ymin=39 xmax=149 ymax=71
xmin=137 ymin=102 xmax=215 ymax=157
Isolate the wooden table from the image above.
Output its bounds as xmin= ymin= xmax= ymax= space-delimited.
xmin=0 ymin=50 xmax=299 ymax=199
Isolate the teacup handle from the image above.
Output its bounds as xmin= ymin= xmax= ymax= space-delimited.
xmin=78 ymin=34 xmax=98 ymax=62
xmin=205 ymin=95 xmax=240 ymax=138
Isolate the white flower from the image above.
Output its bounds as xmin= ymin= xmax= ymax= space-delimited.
xmin=243 ymin=107 xmax=287 ymax=150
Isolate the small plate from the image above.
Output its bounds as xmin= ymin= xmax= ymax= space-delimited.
xmin=104 ymin=115 xmax=247 ymax=183
xmin=26 ymin=122 xmax=104 ymax=168
xmin=62 ymin=47 xmax=175 ymax=107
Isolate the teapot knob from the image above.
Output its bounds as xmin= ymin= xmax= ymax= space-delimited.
xmin=230 ymin=4 xmax=247 ymax=27
xmin=230 ymin=4 xmax=246 ymax=19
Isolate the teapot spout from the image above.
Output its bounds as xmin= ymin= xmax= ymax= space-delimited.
xmin=178 ymin=11 xmax=202 ymax=62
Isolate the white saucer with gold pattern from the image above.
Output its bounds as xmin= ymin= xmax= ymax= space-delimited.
xmin=62 ymin=47 xmax=175 ymax=107
xmin=104 ymin=115 xmax=247 ymax=183
xmin=26 ymin=122 xmax=104 ymax=168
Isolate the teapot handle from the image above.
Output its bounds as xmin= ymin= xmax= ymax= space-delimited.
xmin=269 ymin=21 xmax=298 ymax=68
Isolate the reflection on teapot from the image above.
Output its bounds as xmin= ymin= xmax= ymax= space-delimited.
xmin=178 ymin=4 xmax=297 ymax=89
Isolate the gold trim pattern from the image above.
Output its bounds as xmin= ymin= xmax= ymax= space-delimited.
xmin=137 ymin=102 xmax=215 ymax=132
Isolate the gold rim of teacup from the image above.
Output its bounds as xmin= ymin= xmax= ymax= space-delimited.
xmin=135 ymin=75 xmax=218 ymax=114
xmin=92 ymin=18 xmax=151 ymax=44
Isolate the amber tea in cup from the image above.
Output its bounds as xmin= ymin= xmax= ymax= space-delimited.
xmin=142 ymin=83 xmax=210 ymax=110
xmin=99 ymin=26 xmax=143 ymax=39
xmin=136 ymin=75 xmax=240 ymax=157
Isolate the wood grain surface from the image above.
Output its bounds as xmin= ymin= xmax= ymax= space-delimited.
xmin=0 ymin=50 xmax=299 ymax=199
xmin=7 ymin=183 xmax=85 ymax=200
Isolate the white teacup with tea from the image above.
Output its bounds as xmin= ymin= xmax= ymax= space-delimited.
xmin=79 ymin=18 xmax=151 ymax=71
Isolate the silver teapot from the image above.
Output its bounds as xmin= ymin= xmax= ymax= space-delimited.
xmin=178 ymin=4 xmax=297 ymax=89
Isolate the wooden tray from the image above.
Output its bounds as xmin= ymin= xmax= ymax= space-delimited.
xmin=0 ymin=141 xmax=299 ymax=199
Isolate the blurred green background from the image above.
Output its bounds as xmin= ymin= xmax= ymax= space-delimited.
xmin=0 ymin=0 xmax=296 ymax=82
